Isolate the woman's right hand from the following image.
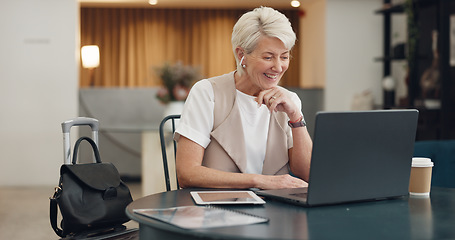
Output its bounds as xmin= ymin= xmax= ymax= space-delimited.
xmin=254 ymin=174 xmax=308 ymax=190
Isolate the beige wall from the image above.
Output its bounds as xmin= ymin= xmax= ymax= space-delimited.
xmin=325 ymin=0 xmax=383 ymax=111
xmin=299 ymin=0 xmax=383 ymax=110
xmin=300 ymin=0 xmax=326 ymax=89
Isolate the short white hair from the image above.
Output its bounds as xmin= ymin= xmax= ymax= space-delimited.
xmin=231 ymin=6 xmax=296 ymax=67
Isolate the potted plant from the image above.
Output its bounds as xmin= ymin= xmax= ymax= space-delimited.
xmin=155 ymin=61 xmax=201 ymax=116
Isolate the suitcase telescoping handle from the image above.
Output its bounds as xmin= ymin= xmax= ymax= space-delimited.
xmin=61 ymin=117 xmax=99 ymax=164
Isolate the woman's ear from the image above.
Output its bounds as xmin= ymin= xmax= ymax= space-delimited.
xmin=235 ymin=47 xmax=244 ymax=63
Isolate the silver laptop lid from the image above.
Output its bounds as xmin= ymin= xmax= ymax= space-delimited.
xmin=306 ymin=109 xmax=419 ymax=206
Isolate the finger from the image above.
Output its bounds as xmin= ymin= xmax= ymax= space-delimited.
xmin=268 ymin=97 xmax=278 ymax=112
xmin=289 ymin=175 xmax=308 ymax=188
xmin=257 ymin=89 xmax=274 ymax=106
xmin=265 ymin=90 xmax=279 ymax=105
xmin=268 ymin=92 xmax=283 ymax=112
xmin=268 ymin=95 xmax=277 ymax=105
xmin=255 ymin=90 xmax=268 ymax=106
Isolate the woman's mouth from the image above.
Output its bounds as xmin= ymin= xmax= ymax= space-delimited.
xmin=264 ymin=73 xmax=278 ymax=79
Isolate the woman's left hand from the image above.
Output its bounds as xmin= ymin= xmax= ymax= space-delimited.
xmin=256 ymin=86 xmax=301 ymax=122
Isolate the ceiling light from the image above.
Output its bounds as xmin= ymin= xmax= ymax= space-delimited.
xmin=148 ymin=0 xmax=158 ymax=5
xmin=291 ymin=0 xmax=300 ymax=8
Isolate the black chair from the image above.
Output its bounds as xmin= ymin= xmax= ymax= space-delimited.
xmin=159 ymin=114 xmax=181 ymax=191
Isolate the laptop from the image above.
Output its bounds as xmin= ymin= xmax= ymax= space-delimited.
xmin=257 ymin=109 xmax=419 ymax=207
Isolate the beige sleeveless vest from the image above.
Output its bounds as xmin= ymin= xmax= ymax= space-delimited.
xmin=202 ymin=72 xmax=290 ymax=175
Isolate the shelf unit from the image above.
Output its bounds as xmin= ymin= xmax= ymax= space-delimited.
xmin=375 ymin=0 xmax=407 ymax=109
xmin=376 ymin=0 xmax=455 ymax=140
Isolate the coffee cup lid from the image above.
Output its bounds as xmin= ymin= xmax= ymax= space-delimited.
xmin=412 ymin=157 xmax=434 ymax=167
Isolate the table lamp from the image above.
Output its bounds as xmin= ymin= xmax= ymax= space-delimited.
xmin=81 ymin=45 xmax=100 ymax=86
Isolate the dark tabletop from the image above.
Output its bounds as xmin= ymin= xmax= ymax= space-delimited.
xmin=126 ymin=187 xmax=455 ymax=240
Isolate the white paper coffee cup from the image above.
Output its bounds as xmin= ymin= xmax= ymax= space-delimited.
xmin=409 ymin=157 xmax=434 ymax=196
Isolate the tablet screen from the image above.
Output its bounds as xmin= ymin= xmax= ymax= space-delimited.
xmin=190 ymin=191 xmax=265 ymax=205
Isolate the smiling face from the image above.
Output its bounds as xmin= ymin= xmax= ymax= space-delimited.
xmin=237 ymin=36 xmax=290 ymax=96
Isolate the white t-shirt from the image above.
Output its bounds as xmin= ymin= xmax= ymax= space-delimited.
xmin=174 ymin=78 xmax=303 ymax=174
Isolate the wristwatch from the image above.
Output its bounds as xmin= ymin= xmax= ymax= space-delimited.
xmin=288 ymin=116 xmax=306 ymax=128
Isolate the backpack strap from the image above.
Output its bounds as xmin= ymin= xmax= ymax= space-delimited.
xmin=49 ymin=187 xmax=64 ymax=237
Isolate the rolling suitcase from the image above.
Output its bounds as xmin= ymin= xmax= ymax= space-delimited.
xmin=62 ymin=117 xmax=100 ymax=164
xmin=50 ymin=117 xmax=137 ymax=239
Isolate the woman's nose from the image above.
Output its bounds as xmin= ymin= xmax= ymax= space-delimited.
xmin=272 ymin=59 xmax=283 ymax=72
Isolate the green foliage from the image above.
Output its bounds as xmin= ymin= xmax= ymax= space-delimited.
xmin=405 ymin=0 xmax=418 ymax=70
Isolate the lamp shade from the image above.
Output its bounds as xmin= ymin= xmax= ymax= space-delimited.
xmin=291 ymin=0 xmax=300 ymax=8
xmin=81 ymin=45 xmax=100 ymax=68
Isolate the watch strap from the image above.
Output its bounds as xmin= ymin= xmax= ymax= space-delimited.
xmin=288 ymin=116 xmax=306 ymax=128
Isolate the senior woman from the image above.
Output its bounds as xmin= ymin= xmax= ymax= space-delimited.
xmin=174 ymin=6 xmax=312 ymax=190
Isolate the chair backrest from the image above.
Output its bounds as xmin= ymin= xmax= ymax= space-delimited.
xmin=414 ymin=140 xmax=455 ymax=188
xmin=159 ymin=114 xmax=181 ymax=191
